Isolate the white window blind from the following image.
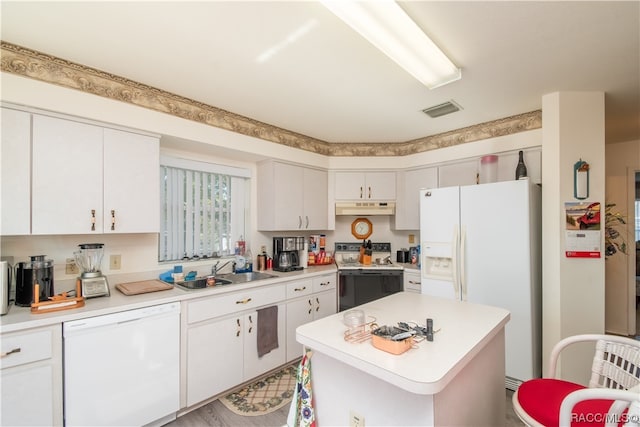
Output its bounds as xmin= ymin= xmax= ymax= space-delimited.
xmin=159 ymin=161 xmax=247 ymax=262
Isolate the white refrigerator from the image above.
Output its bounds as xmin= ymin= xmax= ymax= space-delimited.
xmin=420 ymin=179 xmax=541 ymax=390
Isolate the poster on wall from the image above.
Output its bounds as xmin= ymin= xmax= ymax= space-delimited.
xmin=564 ymin=201 xmax=602 ymax=258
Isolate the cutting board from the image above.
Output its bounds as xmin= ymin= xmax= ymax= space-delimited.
xmin=116 ymin=280 xmax=173 ymax=296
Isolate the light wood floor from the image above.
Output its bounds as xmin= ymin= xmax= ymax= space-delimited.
xmin=168 ymin=390 xmax=523 ymax=426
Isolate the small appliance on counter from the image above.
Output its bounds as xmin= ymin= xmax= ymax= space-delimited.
xmin=273 ymin=237 xmax=303 ymax=272
xmin=15 ymin=255 xmax=55 ymax=307
xmin=75 ymin=243 xmax=110 ymax=298
xmin=1 ymin=260 xmax=10 ymax=315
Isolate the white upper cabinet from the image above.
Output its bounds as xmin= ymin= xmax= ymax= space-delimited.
xmin=32 ymin=115 xmax=104 ymax=234
xmin=437 ymin=159 xmax=478 ymax=188
xmin=334 ymin=171 xmax=396 ymax=200
xmin=103 ymin=128 xmax=159 ymax=233
xmin=31 ymin=114 xmax=159 ymax=235
xmin=257 ymin=160 xmax=328 ymax=231
xmin=1 ymin=108 xmax=31 ymax=235
xmin=394 ymin=166 xmax=438 ymax=230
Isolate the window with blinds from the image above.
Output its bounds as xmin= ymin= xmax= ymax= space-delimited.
xmin=159 ymin=159 xmax=248 ymax=262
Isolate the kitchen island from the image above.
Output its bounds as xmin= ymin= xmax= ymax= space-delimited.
xmin=296 ymin=291 xmax=510 ymax=426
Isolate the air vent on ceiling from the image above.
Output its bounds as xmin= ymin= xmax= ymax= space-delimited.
xmin=422 ymin=100 xmax=462 ymax=118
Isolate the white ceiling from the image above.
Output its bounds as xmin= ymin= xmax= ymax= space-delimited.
xmin=1 ymin=1 xmax=639 ymax=145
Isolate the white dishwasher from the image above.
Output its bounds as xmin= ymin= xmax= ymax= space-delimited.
xmin=63 ymin=302 xmax=180 ymax=427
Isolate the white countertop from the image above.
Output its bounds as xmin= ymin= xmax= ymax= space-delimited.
xmin=296 ymin=291 xmax=510 ymax=395
xmin=1 ymin=264 xmax=337 ymax=333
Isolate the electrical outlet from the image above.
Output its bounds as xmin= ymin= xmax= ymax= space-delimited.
xmin=350 ymin=411 xmax=365 ymax=427
xmin=408 ymin=234 xmax=415 ymax=244
xmin=110 ymin=254 xmax=122 ymax=270
xmin=65 ymin=258 xmax=79 ymax=275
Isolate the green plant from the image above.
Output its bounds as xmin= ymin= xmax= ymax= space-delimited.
xmin=605 ymin=203 xmax=627 ymax=257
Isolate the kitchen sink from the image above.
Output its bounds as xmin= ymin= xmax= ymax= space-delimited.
xmin=173 ymin=277 xmax=233 ymax=290
xmin=218 ymin=271 xmax=278 ymax=283
xmin=172 ymin=271 xmax=277 ymax=290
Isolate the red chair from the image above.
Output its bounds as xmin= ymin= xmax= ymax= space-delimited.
xmin=512 ymin=334 xmax=640 ymax=427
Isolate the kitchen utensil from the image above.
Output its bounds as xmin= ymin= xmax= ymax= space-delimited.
xmin=15 ymin=255 xmax=55 ymax=306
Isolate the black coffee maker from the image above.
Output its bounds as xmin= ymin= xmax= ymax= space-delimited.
xmin=15 ymin=255 xmax=55 ymax=306
xmin=273 ymin=237 xmax=302 ymax=272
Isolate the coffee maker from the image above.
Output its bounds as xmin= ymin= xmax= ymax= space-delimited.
xmin=15 ymin=255 xmax=55 ymax=307
xmin=273 ymin=237 xmax=302 ymax=272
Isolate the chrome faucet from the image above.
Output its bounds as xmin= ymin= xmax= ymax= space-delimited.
xmin=211 ymin=260 xmax=233 ymax=276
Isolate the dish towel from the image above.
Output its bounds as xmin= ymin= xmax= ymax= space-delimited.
xmin=287 ymin=351 xmax=316 ymax=427
xmin=257 ymin=305 xmax=279 ymax=357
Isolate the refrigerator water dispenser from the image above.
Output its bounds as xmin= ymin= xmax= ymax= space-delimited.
xmin=422 ymin=243 xmax=455 ymax=280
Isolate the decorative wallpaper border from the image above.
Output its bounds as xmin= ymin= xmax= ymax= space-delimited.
xmin=1 ymin=41 xmax=541 ymax=156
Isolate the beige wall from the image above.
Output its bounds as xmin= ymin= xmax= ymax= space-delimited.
xmin=542 ymin=92 xmax=606 ymax=385
xmin=605 ymin=139 xmax=640 ymax=335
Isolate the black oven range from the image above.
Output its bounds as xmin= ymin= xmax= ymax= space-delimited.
xmin=335 ymin=242 xmax=403 ymax=312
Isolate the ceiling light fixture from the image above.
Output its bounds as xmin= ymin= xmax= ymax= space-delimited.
xmin=321 ymin=0 xmax=461 ymax=89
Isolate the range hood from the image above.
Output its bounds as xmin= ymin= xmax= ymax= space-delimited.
xmin=335 ymin=201 xmax=396 ymax=216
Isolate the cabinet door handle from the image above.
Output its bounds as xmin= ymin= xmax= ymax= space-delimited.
xmin=236 ymin=318 xmax=241 ymax=337
xmin=1 ymin=347 xmax=21 ymax=358
xmin=315 ymin=297 xmax=320 ymax=312
xmin=91 ymin=209 xmax=96 ymax=231
xmin=360 ymin=186 xmax=363 ymax=199
xmin=308 ymin=298 xmax=312 ymax=314
xmin=294 ymin=286 xmax=307 ymax=292
xmin=305 ymin=216 xmax=309 ymax=229
xmin=110 ymin=210 xmax=116 ymax=231
xmin=368 ymin=186 xmax=371 ymax=199
xmin=298 ymin=216 xmax=302 ymax=229
xmin=235 ymin=298 xmax=252 ymax=304
xmin=247 ymin=315 xmax=253 ymax=333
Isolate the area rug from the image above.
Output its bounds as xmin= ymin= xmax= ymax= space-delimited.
xmin=220 ymin=363 xmax=297 ymax=416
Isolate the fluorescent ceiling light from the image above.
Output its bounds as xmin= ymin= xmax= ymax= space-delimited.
xmin=321 ymin=0 xmax=461 ymax=89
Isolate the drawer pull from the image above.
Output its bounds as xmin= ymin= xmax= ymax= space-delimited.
xmin=294 ymin=286 xmax=307 ymax=292
xmin=1 ymin=347 xmax=21 ymax=358
xmin=320 ymin=281 xmax=329 ymax=287
xmin=235 ymin=298 xmax=252 ymax=304
xmin=409 ymin=280 xmax=421 ymax=285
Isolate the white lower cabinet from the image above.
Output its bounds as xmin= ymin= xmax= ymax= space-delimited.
xmin=0 ymin=325 xmax=63 ymax=427
xmin=286 ymin=274 xmax=337 ymax=361
xmin=184 ymin=284 xmax=287 ymax=407
xmin=243 ymin=308 xmax=286 ymax=380
xmin=186 ymin=315 xmax=244 ymax=406
xmin=403 ymin=268 xmax=421 ymax=293
xmin=184 ymin=273 xmax=337 ymax=408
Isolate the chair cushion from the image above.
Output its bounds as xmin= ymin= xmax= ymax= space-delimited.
xmin=517 ymin=378 xmax=622 ymax=427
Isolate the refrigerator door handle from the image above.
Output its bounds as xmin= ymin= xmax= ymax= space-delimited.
xmin=452 ymin=226 xmax=460 ymax=300
xmin=460 ymin=226 xmax=467 ymax=301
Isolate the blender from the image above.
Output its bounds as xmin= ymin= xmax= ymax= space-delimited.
xmin=75 ymin=243 xmax=110 ymax=298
